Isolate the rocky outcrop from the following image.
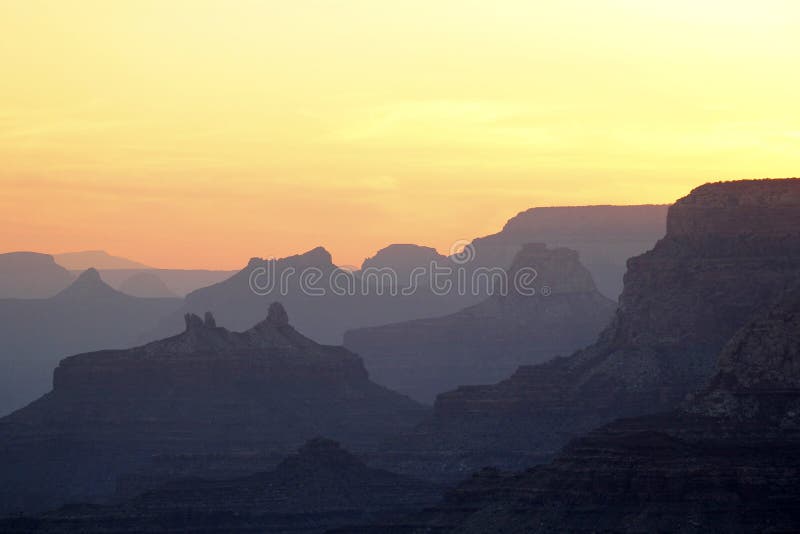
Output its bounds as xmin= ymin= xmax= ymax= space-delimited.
xmin=50 ymin=267 xmax=121 ymax=300
xmin=688 ymin=281 xmax=800 ymax=418
xmin=0 ymin=252 xmax=73 ymax=298
xmin=471 ymin=204 xmax=669 ymax=299
xmin=0 ymin=269 xmax=181 ymax=416
xmin=378 ymin=179 xmax=800 ymax=479
xmin=360 ymin=244 xmax=449 ymax=285
xmin=151 ymin=247 xmax=487 ymax=345
xmin=0 ymin=438 xmax=444 ymax=533
xmin=389 ymin=284 xmax=800 ymax=533
xmin=345 ymin=244 xmax=616 ymax=402
xmin=0 ymin=303 xmax=427 ymax=514
xmin=148 ymin=206 xmax=665 ymax=345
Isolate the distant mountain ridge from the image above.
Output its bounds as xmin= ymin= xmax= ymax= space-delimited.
xmin=86 ymin=268 xmax=237 ymax=297
xmin=0 ymin=268 xmax=181 ymax=416
xmin=0 ymin=303 xmax=427 ymax=514
xmin=360 ymin=244 xmax=449 ymax=284
xmin=0 ymin=252 xmax=73 ymax=298
xmin=118 ymin=272 xmax=178 ymax=298
xmin=54 ymin=250 xmax=153 ymax=270
xmin=345 ymin=243 xmax=616 ymax=402
xmin=148 ymin=204 xmax=665 ymax=345
xmin=150 ymin=246 xmax=488 ymax=345
xmin=470 ymin=204 xmax=669 ymax=299
xmin=374 ymin=178 xmax=800 ymax=480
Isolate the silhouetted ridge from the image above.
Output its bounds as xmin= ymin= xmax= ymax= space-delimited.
xmin=54 ymin=250 xmax=153 ymax=270
xmin=52 ymin=267 xmax=122 ymax=301
xmin=302 ymin=245 xmax=333 ymax=265
xmin=668 ymin=178 xmax=800 ymax=238
xmin=0 ymin=302 xmax=428 ymax=514
xmin=1 ymin=439 xmax=443 ymax=533
xmin=376 ymin=178 xmax=800 ymax=480
xmin=118 ymin=272 xmax=177 ymax=298
xmin=360 ymin=244 xmax=448 ymax=282
xmin=345 ymin=243 xmax=616 ymax=402
xmin=266 ymin=301 xmax=289 ymax=325
xmin=0 ymin=251 xmax=73 ymax=298
xmin=473 ymin=204 xmax=669 ymax=298
xmin=182 ymin=311 xmax=218 ymax=331
xmin=183 ymin=312 xmax=204 ymax=330
xmin=392 ymin=285 xmax=800 ymax=532
xmin=0 ymin=269 xmax=181 ymax=417
xmin=69 ymin=267 xmax=102 ymax=287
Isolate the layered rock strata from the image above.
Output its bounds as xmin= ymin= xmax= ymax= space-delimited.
xmin=0 ymin=303 xmax=427 ymax=514
xmin=380 ymin=178 xmax=800 ymax=479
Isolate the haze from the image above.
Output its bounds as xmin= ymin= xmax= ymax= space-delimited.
xmin=1 ymin=0 xmax=798 ymax=268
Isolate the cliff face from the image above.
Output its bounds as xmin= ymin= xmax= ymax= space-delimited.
xmin=400 ymin=285 xmax=800 ymax=533
xmin=689 ymin=281 xmax=800 ymax=418
xmin=345 ymin=244 xmax=616 ymax=402
xmin=471 ymin=204 xmax=669 ymax=299
xmin=382 ymin=179 xmax=800 ymax=478
xmin=0 ymin=303 xmax=427 ymax=514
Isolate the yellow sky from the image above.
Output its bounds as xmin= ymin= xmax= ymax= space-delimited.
xmin=1 ymin=0 xmax=798 ymax=269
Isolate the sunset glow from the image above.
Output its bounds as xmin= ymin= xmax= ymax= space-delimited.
xmin=2 ymin=0 xmax=798 ymax=268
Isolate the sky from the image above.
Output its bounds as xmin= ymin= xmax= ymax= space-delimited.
xmin=1 ymin=0 xmax=799 ymax=269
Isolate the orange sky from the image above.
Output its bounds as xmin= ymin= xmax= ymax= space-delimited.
xmin=1 ymin=0 xmax=799 ymax=269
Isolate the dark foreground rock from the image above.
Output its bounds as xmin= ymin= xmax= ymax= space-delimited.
xmin=378 ymin=283 xmax=800 ymax=533
xmin=0 ymin=303 xmax=427 ymax=515
xmin=366 ymin=178 xmax=800 ymax=481
xmin=0 ymin=438 xmax=444 ymax=534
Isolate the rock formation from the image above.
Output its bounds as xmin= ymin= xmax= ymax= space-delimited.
xmin=390 ymin=284 xmax=800 ymax=533
xmin=151 ymin=247 xmax=488 ymax=345
xmin=470 ymin=204 xmax=669 ymax=299
xmin=0 ymin=438 xmax=443 ymax=533
xmin=0 ymin=303 xmax=427 ymax=514
xmin=0 ymin=268 xmax=181 ymax=416
xmin=0 ymin=252 xmax=73 ymax=298
xmin=345 ymin=244 xmax=616 ymax=402
xmin=360 ymin=243 xmax=450 ymax=286
xmin=377 ymin=178 xmax=800 ymax=479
